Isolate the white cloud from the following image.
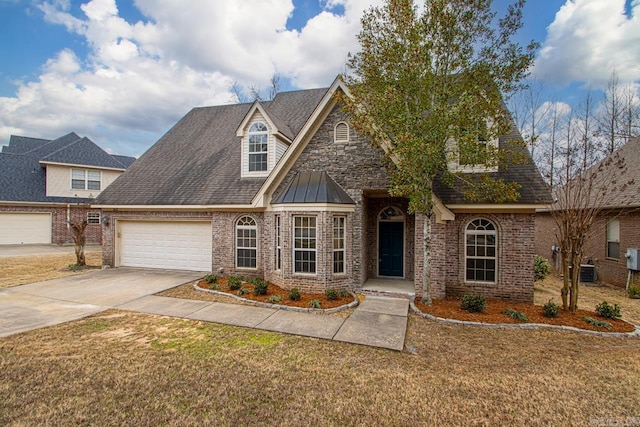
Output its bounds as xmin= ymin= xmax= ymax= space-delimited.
xmin=0 ymin=0 xmax=379 ymax=155
xmin=534 ymin=0 xmax=640 ymax=87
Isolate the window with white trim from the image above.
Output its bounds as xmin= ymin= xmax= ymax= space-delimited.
xmin=87 ymin=212 xmax=101 ymax=224
xmin=248 ymin=122 xmax=268 ymax=172
xmin=333 ymin=216 xmax=345 ymax=274
xmin=236 ymin=216 xmax=257 ymax=269
xmin=334 ymin=122 xmax=349 ymax=143
xmin=465 ymin=218 xmax=497 ymax=283
xmin=71 ymin=169 xmax=101 ymax=191
xmin=275 ymin=215 xmax=281 ymax=270
xmin=447 ymin=119 xmax=499 ymax=173
xmin=294 ymin=216 xmax=316 ymax=274
xmin=606 ymin=219 xmax=620 ymax=259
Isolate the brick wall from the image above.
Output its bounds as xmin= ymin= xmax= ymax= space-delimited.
xmin=0 ymin=205 xmax=102 ymax=245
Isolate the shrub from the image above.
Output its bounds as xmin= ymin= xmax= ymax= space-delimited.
xmin=203 ymin=274 xmax=218 ymax=284
xmin=339 ymin=289 xmax=350 ymax=298
xmin=253 ymin=279 xmax=269 ymax=296
xmin=460 ymin=295 xmax=486 ymax=313
xmin=595 ymin=301 xmax=621 ymax=319
xmin=209 ymin=283 xmax=221 ymax=291
xmin=582 ymin=316 xmax=612 ymax=330
xmin=628 ymin=285 xmax=640 ymax=299
xmin=237 ymin=288 xmax=249 ymax=296
xmin=534 ymin=255 xmax=551 ymax=281
xmin=309 ymin=299 xmax=321 ymax=309
xmin=325 ymin=288 xmax=339 ymax=300
xmin=503 ymin=308 xmax=529 ymax=322
xmin=228 ymin=276 xmax=243 ymax=290
xmin=267 ymin=295 xmax=282 ymax=303
xmin=288 ymin=288 xmax=301 ymax=301
xmin=543 ymin=300 xmax=559 ymax=318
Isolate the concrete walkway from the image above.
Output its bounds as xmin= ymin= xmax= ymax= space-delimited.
xmin=120 ymin=295 xmax=410 ymax=351
xmin=0 ymin=268 xmax=410 ymax=351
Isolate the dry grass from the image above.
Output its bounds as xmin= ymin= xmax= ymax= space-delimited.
xmin=535 ymin=275 xmax=640 ymax=325
xmin=1 ymin=309 xmax=639 ymax=426
xmin=0 ymin=251 xmax=102 ymax=288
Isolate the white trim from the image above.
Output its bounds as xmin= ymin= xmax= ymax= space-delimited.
xmin=236 ymin=102 xmax=292 ymax=143
xmin=334 ymin=121 xmax=349 ymax=143
xmin=269 ymin=203 xmax=355 ymax=213
xmin=94 ymin=204 xmax=258 ymax=211
xmin=292 ymin=215 xmax=317 ymax=275
xmin=448 ymin=204 xmax=542 ymax=212
xmin=464 ymin=218 xmax=498 ymax=284
xmin=235 ymin=215 xmax=258 ymax=270
xmin=39 ymin=160 xmax=125 ymax=172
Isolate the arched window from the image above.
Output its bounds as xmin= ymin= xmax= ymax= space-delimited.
xmin=334 ymin=122 xmax=349 ymax=143
xmin=236 ymin=216 xmax=257 ymax=269
xmin=465 ymin=218 xmax=497 ymax=283
xmin=248 ymin=122 xmax=268 ymax=171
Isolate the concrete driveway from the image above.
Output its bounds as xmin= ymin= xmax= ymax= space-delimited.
xmin=0 ymin=268 xmax=203 ymax=337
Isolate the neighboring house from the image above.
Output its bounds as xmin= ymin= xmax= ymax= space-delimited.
xmin=535 ymin=136 xmax=640 ymax=287
xmin=0 ymin=132 xmax=136 ymax=245
xmin=95 ymin=77 xmax=549 ymax=302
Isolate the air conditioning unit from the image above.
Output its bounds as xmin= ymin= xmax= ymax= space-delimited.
xmin=627 ymin=248 xmax=640 ymax=271
xmin=579 ymin=264 xmax=596 ymax=283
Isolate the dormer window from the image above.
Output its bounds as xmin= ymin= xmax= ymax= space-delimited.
xmin=248 ymin=122 xmax=268 ymax=172
xmin=447 ymin=119 xmax=498 ymax=173
xmin=334 ymin=122 xmax=349 ymax=143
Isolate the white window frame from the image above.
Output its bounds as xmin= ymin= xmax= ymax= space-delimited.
xmin=71 ymin=169 xmax=102 ymax=191
xmin=333 ymin=216 xmax=346 ymax=274
xmin=606 ymin=219 xmax=620 ymax=259
xmin=446 ymin=118 xmax=499 ymax=173
xmin=236 ymin=216 xmax=258 ymax=269
xmin=275 ymin=215 xmax=281 ymax=271
xmin=293 ymin=216 xmax=316 ymax=274
xmin=87 ymin=212 xmax=101 ymax=225
xmin=248 ymin=122 xmax=268 ymax=172
xmin=334 ymin=121 xmax=349 ymax=143
xmin=465 ymin=218 xmax=497 ymax=283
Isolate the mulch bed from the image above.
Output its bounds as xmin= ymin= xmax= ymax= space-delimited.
xmin=413 ymin=297 xmax=636 ymax=333
xmin=197 ymin=277 xmax=355 ymax=310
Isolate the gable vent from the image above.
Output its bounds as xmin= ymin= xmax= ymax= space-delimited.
xmin=334 ymin=122 xmax=349 ymax=143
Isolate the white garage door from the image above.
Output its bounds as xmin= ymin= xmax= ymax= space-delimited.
xmin=0 ymin=213 xmax=52 ymax=244
xmin=119 ymin=221 xmax=212 ymax=271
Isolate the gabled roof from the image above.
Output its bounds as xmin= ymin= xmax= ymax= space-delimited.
xmin=273 ymin=171 xmax=355 ymax=204
xmin=96 ymin=88 xmax=328 ymax=206
xmin=0 ymin=132 xmax=135 ymax=203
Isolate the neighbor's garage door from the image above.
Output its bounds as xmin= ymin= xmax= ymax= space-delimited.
xmin=0 ymin=213 xmax=52 ymax=244
xmin=119 ymin=221 xmax=212 ymax=271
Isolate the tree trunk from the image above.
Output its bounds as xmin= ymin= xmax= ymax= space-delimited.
xmin=422 ymin=210 xmax=433 ymax=305
xmin=561 ymin=256 xmax=569 ymax=311
xmin=75 ymin=245 xmax=86 ymax=267
xmin=570 ymin=259 xmax=580 ymax=313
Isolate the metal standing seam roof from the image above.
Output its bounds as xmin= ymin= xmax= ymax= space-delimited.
xmin=273 ymin=171 xmax=355 ymax=204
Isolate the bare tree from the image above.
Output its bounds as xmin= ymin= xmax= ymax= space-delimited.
xmin=230 ymin=73 xmax=282 ymax=104
xmin=510 ymin=79 xmax=551 ymax=159
xmin=68 ymin=203 xmax=89 ymax=267
xmin=597 ymin=70 xmax=622 ymax=155
xmin=620 ymin=83 xmax=640 ymax=143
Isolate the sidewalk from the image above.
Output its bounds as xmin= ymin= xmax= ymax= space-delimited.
xmin=118 ymin=294 xmax=410 ymax=351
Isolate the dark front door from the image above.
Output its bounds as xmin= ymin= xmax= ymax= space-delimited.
xmin=379 ymin=221 xmax=404 ymax=277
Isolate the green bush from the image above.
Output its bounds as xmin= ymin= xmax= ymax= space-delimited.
xmin=228 ymin=276 xmax=243 ymax=290
xmin=253 ymin=279 xmax=269 ymax=296
xmin=288 ymin=288 xmax=301 ymax=301
xmin=267 ymin=295 xmax=282 ymax=303
xmin=582 ymin=316 xmax=612 ymax=330
xmin=628 ymin=285 xmax=640 ymax=299
xmin=503 ymin=308 xmax=529 ymax=322
xmin=534 ymin=255 xmax=552 ymax=281
xmin=203 ymin=274 xmax=218 ymax=284
xmin=339 ymin=289 xmax=350 ymax=298
xmin=237 ymin=288 xmax=249 ymax=296
xmin=543 ymin=300 xmax=559 ymax=318
xmin=325 ymin=288 xmax=339 ymax=300
xmin=308 ymin=299 xmax=321 ymax=309
xmin=460 ymin=295 xmax=486 ymax=313
xmin=595 ymin=301 xmax=622 ymax=319
xmin=209 ymin=283 xmax=220 ymax=291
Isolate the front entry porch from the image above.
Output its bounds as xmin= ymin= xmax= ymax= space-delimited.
xmin=361 ymin=278 xmax=415 ymax=299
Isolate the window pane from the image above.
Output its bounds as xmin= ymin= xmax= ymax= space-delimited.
xmin=87 ymin=180 xmax=101 ymax=190
xmin=71 ymin=179 xmax=85 ymax=189
xmin=607 ymin=242 xmax=620 ymax=259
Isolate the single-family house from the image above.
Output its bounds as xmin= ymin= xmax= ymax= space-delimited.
xmin=95 ymin=78 xmax=550 ymax=301
xmin=535 ymin=136 xmax=640 ymax=287
xmin=0 ymin=132 xmax=135 ymax=245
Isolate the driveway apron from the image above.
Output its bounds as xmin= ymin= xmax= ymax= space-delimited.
xmin=0 ymin=268 xmax=202 ymax=337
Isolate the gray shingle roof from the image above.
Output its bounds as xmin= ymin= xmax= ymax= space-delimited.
xmin=0 ymin=132 xmax=135 ymax=203
xmin=96 ymin=88 xmax=328 ymax=206
xmin=273 ymin=171 xmax=355 ymax=204
xmin=433 ymin=125 xmax=552 ymax=205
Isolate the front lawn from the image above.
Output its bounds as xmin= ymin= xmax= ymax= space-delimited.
xmin=0 ymin=251 xmax=102 ymax=288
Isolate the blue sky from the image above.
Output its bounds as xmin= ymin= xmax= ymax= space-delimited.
xmin=0 ymin=0 xmax=638 ymax=157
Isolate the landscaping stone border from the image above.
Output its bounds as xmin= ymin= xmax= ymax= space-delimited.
xmin=410 ymin=301 xmax=640 ymax=338
xmin=194 ymin=282 xmax=359 ymax=314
